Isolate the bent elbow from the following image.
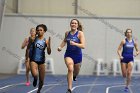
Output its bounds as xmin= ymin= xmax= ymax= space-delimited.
xmin=82 ymin=45 xmax=85 ymax=49
xmin=47 ymin=49 xmax=51 ymax=55
xmin=117 ymin=50 xmax=120 ymax=54
xmin=21 ymin=46 xmax=24 ymax=49
xmin=48 ymin=52 xmax=51 ymax=55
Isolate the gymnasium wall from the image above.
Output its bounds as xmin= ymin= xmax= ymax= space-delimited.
xmin=0 ymin=14 xmax=140 ymax=75
xmin=5 ymin=0 xmax=140 ymax=17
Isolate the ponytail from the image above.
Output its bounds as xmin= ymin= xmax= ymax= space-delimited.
xmin=78 ymin=22 xmax=83 ymax=32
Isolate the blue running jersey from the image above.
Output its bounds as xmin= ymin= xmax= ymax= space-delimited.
xmin=121 ymin=38 xmax=134 ymax=63
xmin=29 ymin=37 xmax=47 ymax=63
xmin=64 ymin=31 xmax=82 ymax=64
xmin=122 ymin=38 xmax=134 ymax=57
xmin=65 ymin=31 xmax=82 ymax=54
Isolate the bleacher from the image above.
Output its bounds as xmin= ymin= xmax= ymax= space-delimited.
xmin=94 ymin=59 xmax=140 ymax=76
xmin=17 ymin=57 xmax=55 ymax=75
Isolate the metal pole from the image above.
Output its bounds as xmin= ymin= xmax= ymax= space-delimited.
xmin=0 ymin=0 xmax=6 ymax=32
xmin=74 ymin=0 xmax=78 ymax=15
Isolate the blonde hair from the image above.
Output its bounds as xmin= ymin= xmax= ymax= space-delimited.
xmin=30 ymin=28 xmax=35 ymax=32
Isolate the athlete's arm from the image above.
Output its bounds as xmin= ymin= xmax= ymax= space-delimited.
xmin=134 ymin=39 xmax=139 ymax=57
xmin=70 ymin=31 xmax=85 ymax=49
xmin=117 ymin=40 xmax=125 ymax=60
xmin=46 ymin=37 xmax=51 ymax=55
xmin=57 ymin=31 xmax=68 ymax=51
xmin=21 ymin=38 xmax=28 ymax=49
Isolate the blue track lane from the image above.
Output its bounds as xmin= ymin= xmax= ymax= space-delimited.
xmin=0 ymin=75 xmax=140 ymax=93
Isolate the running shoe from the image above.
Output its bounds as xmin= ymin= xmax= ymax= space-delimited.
xmin=25 ymin=82 xmax=30 ymax=86
xmin=124 ymin=87 xmax=128 ymax=92
xmin=33 ymin=78 xmax=37 ymax=87
xmin=66 ymin=89 xmax=72 ymax=93
xmin=73 ymin=76 xmax=77 ymax=81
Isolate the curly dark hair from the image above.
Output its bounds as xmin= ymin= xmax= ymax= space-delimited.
xmin=36 ymin=24 xmax=47 ymax=32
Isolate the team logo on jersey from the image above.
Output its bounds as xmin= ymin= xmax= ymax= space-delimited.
xmin=126 ymin=44 xmax=134 ymax=48
xmin=67 ymin=37 xmax=77 ymax=42
xmin=35 ymin=43 xmax=45 ymax=50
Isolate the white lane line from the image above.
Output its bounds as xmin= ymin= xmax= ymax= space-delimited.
xmin=106 ymin=85 xmax=134 ymax=93
xmin=42 ymin=77 xmax=67 ymax=93
xmin=27 ymin=84 xmax=62 ymax=93
xmin=28 ymin=83 xmax=125 ymax=93
xmin=129 ymin=86 xmax=133 ymax=93
xmin=72 ymin=83 xmax=123 ymax=91
xmin=27 ymin=88 xmax=38 ymax=93
xmin=0 ymin=83 xmax=25 ymax=90
xmin=123 ymin=78 xmax=133 ymax=93
xmin=87 ymin=77 xmax=98 ymax=93
xmin=106 ymin=85 xmax=125 ymax=93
